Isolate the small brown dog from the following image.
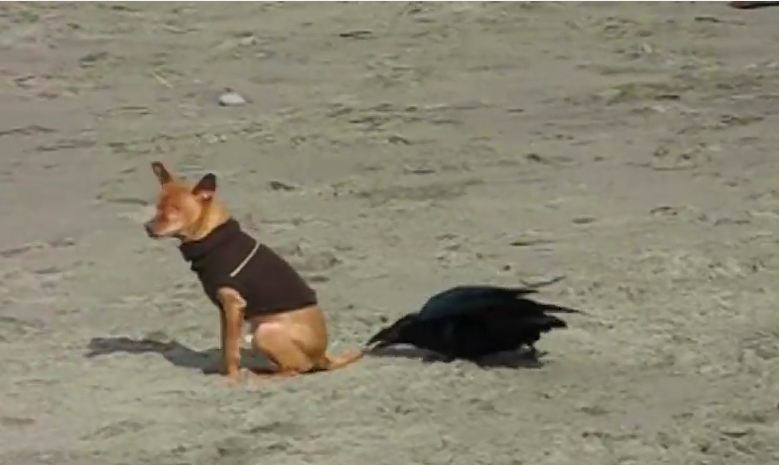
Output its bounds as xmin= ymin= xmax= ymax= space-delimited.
xmin=144 ymin=161 xmax=363 ymax=383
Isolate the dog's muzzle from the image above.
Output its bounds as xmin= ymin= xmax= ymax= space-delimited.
xmin=144 ymin=221 xmax=158 ymax=238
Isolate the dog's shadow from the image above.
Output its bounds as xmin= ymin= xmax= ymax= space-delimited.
xmin=367 ymin=345 xmax=546 ymax=369
xmin=86 ymin=337 xmax=545 ymax=373
xmin=85 ymin=336 xmax=273 ymax=374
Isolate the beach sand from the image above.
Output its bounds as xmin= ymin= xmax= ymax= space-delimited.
xmin=1 ymin=2 xmax=778 ymax=464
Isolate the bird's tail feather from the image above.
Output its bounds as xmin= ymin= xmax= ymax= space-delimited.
xmin=529 ymin=300 xmax=584 ymax=315
xmin=524 ymin=314 xmax=569 ymax=330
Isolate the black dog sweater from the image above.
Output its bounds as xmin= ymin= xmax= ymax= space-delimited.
xmin=179 ymin=219 xmax=317 ymax=318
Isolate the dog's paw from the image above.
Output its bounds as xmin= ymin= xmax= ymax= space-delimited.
xmin=218 ymin=369 xmax=251 ymax=387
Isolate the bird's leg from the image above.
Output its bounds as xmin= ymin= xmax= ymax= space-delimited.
xmin=422 ymin=352 xmax=454 ymax=363
xmin=526 ymin=344 xmax=539 ymax=360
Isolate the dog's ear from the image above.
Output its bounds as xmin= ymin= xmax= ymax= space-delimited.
xmin=151 ymin=161 xmax=173 ymax=185
xmin=192 ymin=173 xmax=217 ymax=201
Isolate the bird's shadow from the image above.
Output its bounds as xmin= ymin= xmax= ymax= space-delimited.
xmin=85 ymin=336 xmax=273 ymax=374
xmin=367 ymin=345 xmax=546 ymax=369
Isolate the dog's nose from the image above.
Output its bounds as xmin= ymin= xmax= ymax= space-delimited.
xmin=144 ymin=222 xmax=157 ymax=237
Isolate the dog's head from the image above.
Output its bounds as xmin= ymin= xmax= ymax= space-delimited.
xmin=144 ymin=161 xmax=218 ymax=240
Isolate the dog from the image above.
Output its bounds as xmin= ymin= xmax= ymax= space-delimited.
xmin=366 ymin=285 xmax=581 ymax=364
xmin=144 ymin=161 xmax=363 ymax=384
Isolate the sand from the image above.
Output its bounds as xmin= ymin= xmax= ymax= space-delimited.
xmin=1 ymin=2 xmax=778 ymax=464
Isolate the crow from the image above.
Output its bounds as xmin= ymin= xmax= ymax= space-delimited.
xmin=366 ymin=285 xmax=581 ymax=363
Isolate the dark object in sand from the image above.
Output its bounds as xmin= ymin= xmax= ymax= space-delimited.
xmin=366 ymin=285 xmax=581 ymax=363
xmin=729 ymin=1 xmax=779 ymax=9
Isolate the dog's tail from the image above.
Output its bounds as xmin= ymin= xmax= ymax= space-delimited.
xmin=317 ymin=348 xmax=365 ymax=371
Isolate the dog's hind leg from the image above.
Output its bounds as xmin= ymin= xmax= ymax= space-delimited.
xmin=249 ymin=305 xmax=362 ymax=376
xmin=251 ymin=321 xmax=318 ymax=375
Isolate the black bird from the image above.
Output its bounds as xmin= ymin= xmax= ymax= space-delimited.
xmin=366 ymin=285 xmax=581 ymax=363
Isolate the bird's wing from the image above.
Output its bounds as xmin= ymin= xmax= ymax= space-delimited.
xmin=417 ymin=285 xmax=538 ymax=321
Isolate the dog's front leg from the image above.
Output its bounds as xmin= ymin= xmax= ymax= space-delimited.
xmin=217 ymin=287 xmax=247 ymax=382
xmin=219 ymin=307 xmax=226 ymax=351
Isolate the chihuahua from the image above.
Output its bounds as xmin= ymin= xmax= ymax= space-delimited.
xmin=144 ymin=161 xmax=363 ymax=383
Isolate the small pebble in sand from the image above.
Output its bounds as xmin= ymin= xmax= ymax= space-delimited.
xmin=572 ymin=216 xmax=596 ymax=225
xmin=218 ymin=90 xmax=246 ymax=106
xmin=269 ymin=180 xmax=296 ymax=191
xmin=238 ymin=35 xmax=257 ymax=46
